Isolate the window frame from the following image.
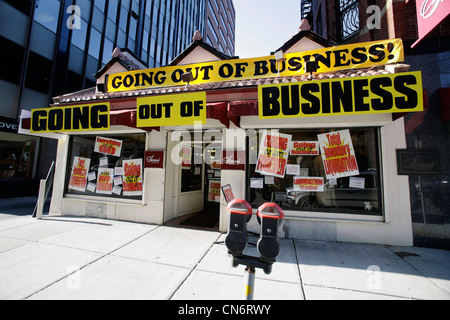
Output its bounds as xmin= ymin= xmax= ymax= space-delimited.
xmin=64 ymin=133 xmax=147 ymax=203
xmin=245 ymin=126 xmax=385 ymax=221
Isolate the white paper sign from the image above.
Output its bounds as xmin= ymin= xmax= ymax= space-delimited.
xmin=99 ymin=157 xmax=108 ymax=167
xmin=88 ymin=171 xmax=96 ymax=181
xmin=114 ymin=176 xmax=123 ymax=186
xmin=264 ymin=175 xmax=275 ymax=185
xmin=114 ymin=167 xmax=124 ymax=176
xmin=87 ymin=182 xmax=96 ymax=193
xmin=286 ymin=164 xmax=300 ymax=176
xmin=349 ymin=177 xmax=365 ymax=189
xmin=250 ymin=178 xmax=264 ymax=189
xmin=112 ymin=186 xmax=122 ymax=195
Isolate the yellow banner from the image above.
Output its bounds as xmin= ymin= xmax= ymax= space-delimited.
xmin=137 ymin=92 xmax=206 ymax=127
xmin=258 ymin=71 xmax=423 ymax=119
xmin=107 ymin=39 xmax=404 ymax=93
xmin=31 ymin=103 xmax=110 ymax=133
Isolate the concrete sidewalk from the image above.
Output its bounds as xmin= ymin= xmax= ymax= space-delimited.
xmin=0 ymin=214 xmax=449 ymax=300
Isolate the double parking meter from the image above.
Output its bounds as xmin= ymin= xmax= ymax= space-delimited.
xmin=225 ymin=199 xmax=284 ymax=272
xmin=257 ymin=203 xmax=284 ymax=263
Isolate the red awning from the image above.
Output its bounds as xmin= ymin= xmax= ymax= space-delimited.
xmin=110 ymin=109 xmax=159 ymax=131
xmin=206 ymin=102 xmax=229 ymax=128
xmin=228 ymin=100 xmax=258 ymax=127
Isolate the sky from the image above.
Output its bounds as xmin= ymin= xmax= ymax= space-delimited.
xmin=233 ymin=0 xmax=302 ymax=58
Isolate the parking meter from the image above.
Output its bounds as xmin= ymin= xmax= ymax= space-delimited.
xmin=257 ymin=203 xmax=284 ymax=263
xmin=225 ymin=199 xmax=253 ymax=257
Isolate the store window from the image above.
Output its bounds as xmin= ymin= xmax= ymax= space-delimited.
xmin=0 ymin=132 xmax=39 ymax=180
xmin=65 ymin=134 xmax=146 ymax=200
xmin=246 ymin=127 xmax=382 ymax=216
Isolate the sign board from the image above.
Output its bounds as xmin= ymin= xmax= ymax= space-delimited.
xmin=396 ymin=149 xmax=439 ymax=175
xmin=68 ymin=157 xmax=90 ymax=192
xmin=293 ymin=177 xmax=324 ymax=192
xmin=122 ymin=159 xmax=143 ymax=196
xmin=290 ymin=141 xmax=320 ymax=156
xmin=94 ymin=136 xmax=122 ymax=157
xmin=412 ymin=0 xmax=450 ymax=47
xmin=317 ymin=129 xmax=359 ymax=179
xmin=208 ymin=180 xmax=221 ymax=202
xmin=258 ymin=71 xmax=423 ymax=120
xmin=221 ymin=184 xmax=235 ymax=203
xmin=137 ymin=92 xmax=206 ymax=127
xmin=255 ymin=131 xmax=292 ymax=178
xmin=145 ymin=150 xmax=165 ymax=169
xmin=31 ymin=103 xmax=110 ymax=133
xmin=0 ymin=116 xmax=19 ymax=133
xmin=222 ymin=150 xmax=245 ymax=170
xmin=96 ymin=168 xmax=114 ymax=195
xmin=107 ymin=39 xmax=404 ymax=93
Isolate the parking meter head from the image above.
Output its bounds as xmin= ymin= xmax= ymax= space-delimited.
xmin=225 ymin=199 xmax=252 ymax=256
xmin=257 ymin=203 xmax=284 ymax=262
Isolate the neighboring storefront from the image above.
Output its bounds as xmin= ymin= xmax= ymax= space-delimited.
xmin=20 ymin=31 xmax=424 ymax=246
xmin=0 ymin=115 xmax=41 ymax=198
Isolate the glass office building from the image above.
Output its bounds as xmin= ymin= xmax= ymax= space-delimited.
xmin=0 ymin=0 xmax=235 ymax=198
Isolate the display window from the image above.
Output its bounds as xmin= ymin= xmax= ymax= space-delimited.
xmin=246 ymin=127 xmax=383 ymax=216
xmin=0 ymin=132 xmax=39 ymax=180
xmin=65 ymin=134 xmax=146 ymax=200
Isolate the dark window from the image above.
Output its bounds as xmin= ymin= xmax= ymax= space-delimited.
xmin=0 ymin=36 xmax=25 ymax=85
xmin=25 ymin=51 xmax=52 ymax=94
xmin=181 ymin=143 xmax=203 ymax=193
xmin=336 ymin=0 xmax=360 ymax=41
xmin=4 ymin=0 xmax=33 ymax=15
xmin=66 ymin=70 xmax=83 ymax=93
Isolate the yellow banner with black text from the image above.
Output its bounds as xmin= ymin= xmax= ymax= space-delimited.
xmin=258 ymin=71 xmax=423 ymax=119
xmin=137 ymin=92 xmax=206 ymax=127
xmin=107 ymin=39 xmax=404 ymax=93
xmin=31 ymin=103 xmax=110 ymax=133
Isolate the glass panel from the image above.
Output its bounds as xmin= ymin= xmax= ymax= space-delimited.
xmin=246 ymin=127 xmax=382 ymax=216
xmin=65 ymin=134 xmax=146 ymax=200
xmin=34 ymin=0 xmax=61 ymax=32
xmin=181 ymin=144 xmax=203 ymax=193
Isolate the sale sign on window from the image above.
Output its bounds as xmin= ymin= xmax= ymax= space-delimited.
xmin=255 ymin=131 xmax=292 ymax=178
xmin=122 ymin=159 xmax=143 ymax=196
xmin=293 ymin=177 xmax=324 ymax=192
xmin=68 ymin=156 xmax=90 ymax=192
xmin=318 ymin=129 xmax=359 ymax=179
xmin=94 ymin=136 xmax=122 ymax=157
xmin=96 ymin=168 xmax=114 ymax=195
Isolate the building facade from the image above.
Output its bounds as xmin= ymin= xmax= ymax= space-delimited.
xmin=0 ymin=0 xmax=235 ymax=198
xmin=20 ymin=24 xmax=424 ymax=247
xmin=302 ymin=0 xmax=450 ymax=248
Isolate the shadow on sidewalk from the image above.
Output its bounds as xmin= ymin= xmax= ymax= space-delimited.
xmin=0 ymin=196 xmax=50 ymax=217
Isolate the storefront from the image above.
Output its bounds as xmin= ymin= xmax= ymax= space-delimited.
xmin=0 ymin=115 xmax=41 ymax=198
xmin=20 ymin=31 xmax=424 ymax=246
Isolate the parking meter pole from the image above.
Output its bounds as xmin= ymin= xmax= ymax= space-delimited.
xmin=225 ymin=200 xmax=284 ymax=301
xmin=243 ymin=266 xmax=255 ymax=300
